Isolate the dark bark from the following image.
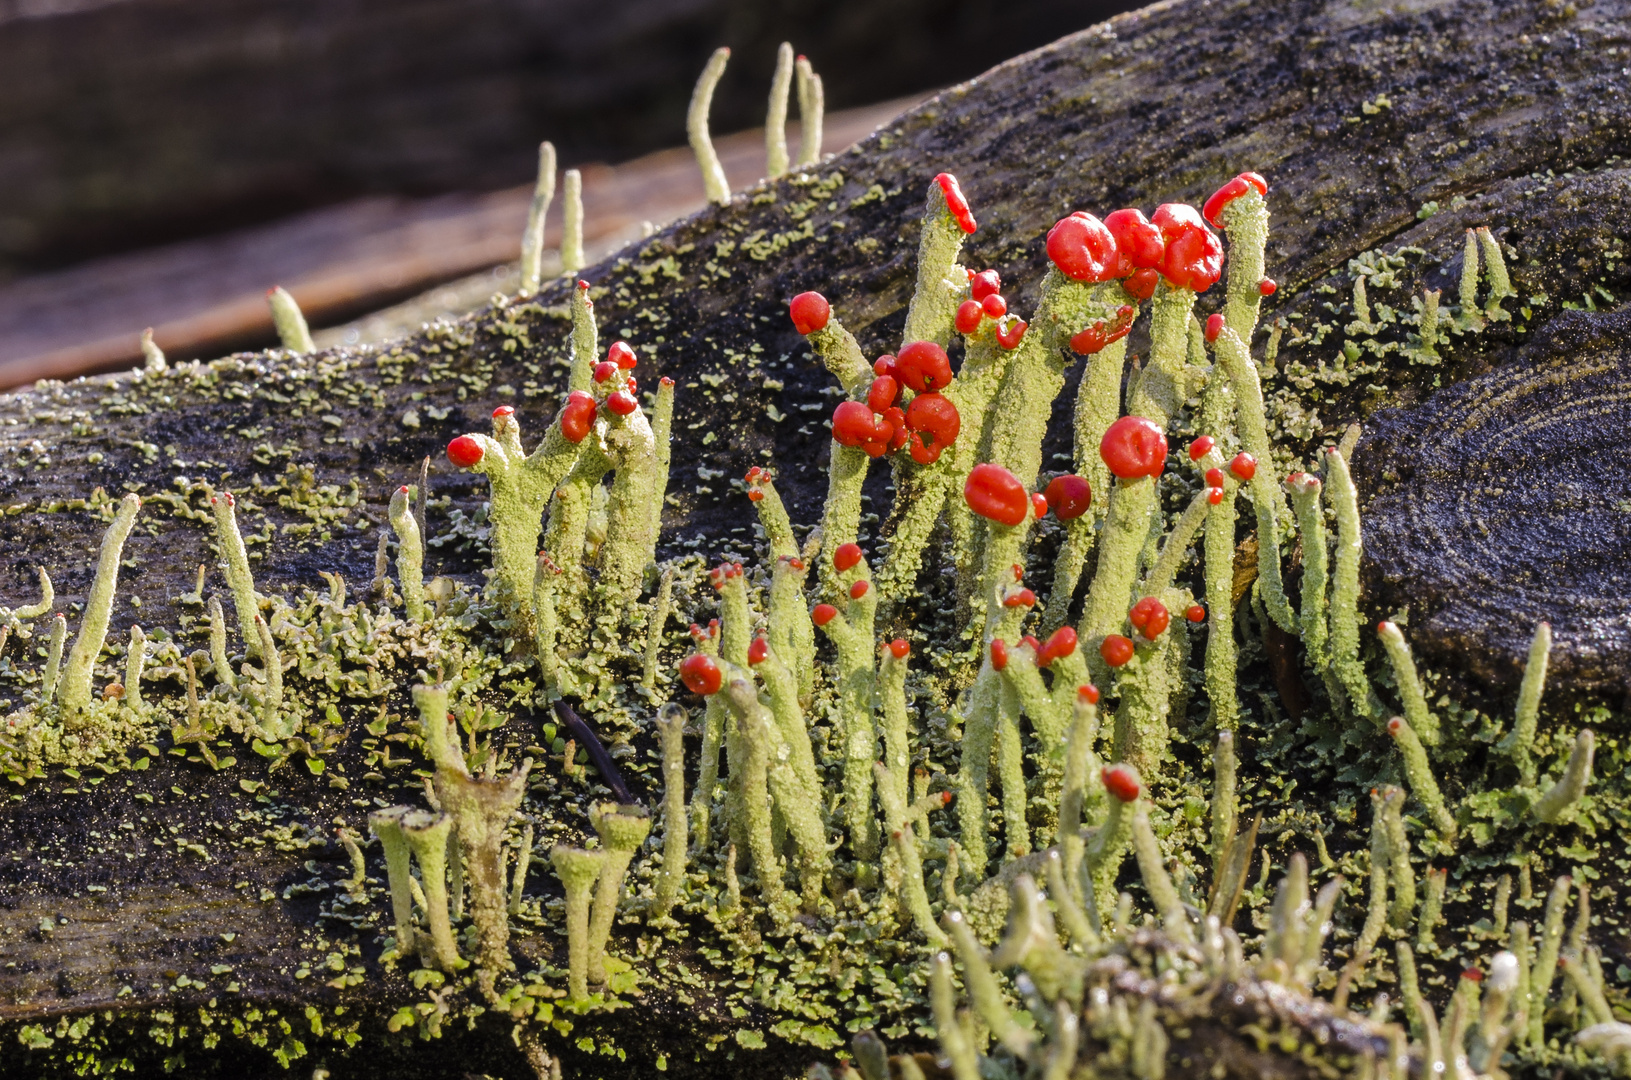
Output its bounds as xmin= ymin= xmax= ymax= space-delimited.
xmin=2 ymin=0 xmax=1630 ymax=1075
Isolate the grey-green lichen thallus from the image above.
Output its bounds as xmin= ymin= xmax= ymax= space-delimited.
xmin=1 ymin=40 xmax=1626 ymax=1080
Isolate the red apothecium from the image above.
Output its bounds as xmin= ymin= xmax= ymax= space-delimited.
xmin=789 ymin=291 xmax=831 ymax=335
xmin=964 ymin=463 xmax=1030 ymax=527
xmin=1100 ymin=416 xmax=1168 ymax=480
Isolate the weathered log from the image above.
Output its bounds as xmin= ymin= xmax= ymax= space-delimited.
xmin=1 ymin=0 xmax=1629 ymax=1076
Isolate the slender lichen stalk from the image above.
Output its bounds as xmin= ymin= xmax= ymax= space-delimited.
xmin=1532 ymin=729 xmax=1594 ymax=824
xmin=1499 ymin=622 xmax=1551 ymax=786
xmin=652 ymin=702 xmax=689 ymax=918
xmin=794 ymin=54 xmax=823 ymax=168
xmin=1334 ymin=795 xmax=1392 ymax=1009
xmin=1377 ymin=621 xmax=1440 ymax=746
xmin=401 ymin=809 xmax=461 ymax=973
xmin=586 ymin=804 xmax=652 ymax=983
xmin=1324 ymin=443 xmax=1375 ymax=717
xmin=765 ymin=42 xmax=794 ymax=179
xmin=720 ymin=677 xmax=785 ymax=909
xmin=560 ymin=169 xmax=584 ymax=278
xmin=1528 ymin=876 xmax=1572 ymax=1046
xmin=1387 ymin=715 xmax=1456 ymax=840
xmin=139 ymin=327 xmax=167 ymax=372
xmin=58 ymin=494 xmax=141 ymax=720
xmin=550 ymin=846 xmax=606 ymax=1002
xmin=211 ymin=491 xmax=261 ymax=657
xmin=39 ymin=614 xmax=66 ymax=704
xmin=1378 ymin=786 xmax=1416 ymax=928
xmin=388 ymin=485 xmax=426 ymax=622
xmin=518 ymin=141 xmax=556 ymax=296
xmin=507 ymin=821 xmax=534 ymax=916
xmin=122 ymin=625 xmax=147 ymax=713
xmin=368 ymin=807 xmax=418 ymax=956
xmin=876 ymin=763 xmax=947 ymax=946
xmin=688 ymin=47 xmax=731 ymax=205
xmin=266 ymin=286 xmax=314 ymax=354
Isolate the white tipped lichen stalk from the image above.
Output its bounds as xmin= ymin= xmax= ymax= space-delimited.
xmin=720 ymin=678 xmax=786 ymax=908
xmin=1476 ymin=225 xmax=1516 ymax=315
xmin=388 ymin=486 xmax=427 ymax=621
xmin=507 ymin=821 xmax=534 ymax=916
xmin=1501 ymin=622 xmax=1551 ymax=786
xmin=652 ymin=703 xmax=689 ymax=918
xmin=560 ymin=169 xmax=584 ymax=277
xmin=211 ymin=492 xmax=262 ymax=657
xmin=550 ymin=846 xmax=606 ymax=1002
xmin=368 ymin=808 xmax=418 ymax=955
xmin=688 ymin=47 xmax=732 ymax=205
xmin=1209 ymin=325 xmax=1295 ymax=631
xmin=795 ymin=55 xmax=823 ymax=169
xmin=1533 ymin=728 xmax=1594 ymax=824
xmin=58 ymin=494 xmax=141 ymax=719
xmin=267 ymin=286 xmax=315 ymax=354
xmin=1378 ymin=621 xmax=1440 ymax=745
xmin=1528 ymin=876 xmax=1573 ymax=1046
xmin=765 ymin=42 xmax=794 ymax=180
xmin=942 ymin=911 xmax=1032 ymax=1056
xmin=929 ymin=952 xmax=981 ymax=1080
xmin=207 ymin=596 xmax=236 ymax=689
xmin=1378 ymin=787 xmax=1416 ymax=928
xmin=519 ymin=141 xmax=556 ymax=296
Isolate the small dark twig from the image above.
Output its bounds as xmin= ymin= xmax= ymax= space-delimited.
xmin=552 ymin=700 xmax=637 ymax=806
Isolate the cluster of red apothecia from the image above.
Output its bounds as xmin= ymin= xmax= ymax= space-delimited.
xmin=445 ymin=285 xmax=671 ymax=469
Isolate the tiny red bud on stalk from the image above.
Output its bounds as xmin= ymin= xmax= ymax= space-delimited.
xmin=964 ymin=463 xmax=1030 ymax=526
xmin=1188 ymin=435 xmax=1215 ymax=461
xmin=1043 ymin=474 xmax=1092 ymax=520
xmin=679 ymin=653 xmax=723 ymax=695
xmin=1031 ymin=492 xmax=1048 ymax=519
xmin=888 ymin=638 xmax=910 ymax=660
xmin=1229 ymin=452 xmax=1257 ymax=482
xmin=971 ymin=269 xmax=1002 ymax=301
xmin=1100 ymin=634 xmax=1136 ymax=668
xmin=849 ymin=579 xmax=870 ymax=600
xmin=1011 ymin=564 xmax=1025 ymax=582
xmin=989 ymin=638 xmax=1009 ymax=671
xmin=1207 ymin=486 xmax=1225 ymax=505
xmin=1038 ymin=627 xmax=1078 ymax=666
xmin=1002 ymin=588 xmax=1036 ymax=608
xmin=1205 ymin=467 xmax=1225 ymax=487
xmin=812 ymin=604 xmax=839 ymax=627
xmin=873 ymin=354 xmax=897 ymax=379
xmin=789 ymin=291 xmax=831 ymax=335
xmin=834 ymin=543 xmax=864 ymax=572
xmin=559 ymin=390 xmax=597 ymax=443
xmin=1205 ymin=313 xmax=1225 ymax=343
xmin=1461 ymin=968 xmax=1484 ymax=983
xmin=626 ymin=375 xmax=638 ymax=394
xmin=981 ymin=293 xmax=1007 ymax=318
xmin=1047 ymin=211 xmax=1119 ymax=283
xmin=1152 ymin=203 xmax=1224 ymax=292
xmin=1100 ymin=416 xmax=1168 ymax=480
xmin=955 ymin=300 xmax=984 ymax=334
xmin=1387 ymin=716 xmax=1405 ymax=737
xmin=748 ymin=637 xmax=769 ymax=665
xmin=593 ymin=360 xmax=618 ymax=383
xmin=1069 ymin=304 xmax=1135 ymax=356
xmin=493 ymin=405 xmax=515 ymax=420
xmin=1259 ymin=278 xmax=1277 ymax=296
xmin=607 ymin=391 xmax=638 ymax=416
xmin=934 ymin=173 xmax=978 ymax=234
xmin=447 ymin=435 xmax=485 ymax=468
xmin=867 ymin=375 xmax=900 ymax=413
xmin=1129 ymin=596 xmax=1170 ymax=639
xmin=996 ymin=317 xmax=1028 ymax=350
xmin=1185 ymin=603 xmax=1206 ymax=623
xmin=896 ymin=341 xmax=954 ymax=391
xmin=660 ymin=376 xmax=674 ymax=387
xmin=1077 ymin=683 xmax=1100 ymax=705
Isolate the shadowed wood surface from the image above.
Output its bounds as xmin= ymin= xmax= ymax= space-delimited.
xmin=1 ymin=0 xmax=1629 ymax=1075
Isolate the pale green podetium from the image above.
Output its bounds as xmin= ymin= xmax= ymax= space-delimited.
xmin=1387 ymin=714 xmax=1456 ymax=840
xmin=518 ymin=141 xmax=556 ymax=297
xmin=651 ymin=702 xmax=689 ymax=919
xmin=0 ymin=566 xmax=52 ymax=627
xmin=1498 ymin=621 xmax=1551 ymax=786
xmin=387 ymin=485 xmax=426 ymax=622
xmin=207 ymin=596 xmax=236 ymax=689
xmin=560 ymin=169 xmax=585 ymax=278
xmin=794 ymin=54 xmax=823 ymax=169
xmin=550 ymin=846 xmax=606 ymax=1002
xmin=139 ymin=327 xmax=167 ymax=373
xmin=688 ymin=47 xmax=732 ymax=205
xmin=368 ymin=806 xmax=418 ymax=955
xmin=211 ymin=491 xmax=262 ymax=658
xmin=40 ymin=613 xmax=66 ymax=705
xmin=400 ymin=809 xmax=461 ymax=973
xmin=266 ymin=285 xmax=315 ymax=354
xmin=1377 ymin=620 xmax=1440 ymax=746
xmin=122 ymin=624 xmax=147 ymax=713
xmin=585 ymin=803 xmax=652 ymax=984
xmin=1532 ymin=728 xmax=1594 ymax=824
xmin=764 ymin=42 xmax=794 ymax=180
xmin=58 ymin=494 xmax=142 ymax=721
xmin=1324 ymin=443 xmax=1374 ymax=717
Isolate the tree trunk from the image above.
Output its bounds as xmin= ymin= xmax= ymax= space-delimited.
xmin=1 ymin=0 xmax=1628 ymax=1076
